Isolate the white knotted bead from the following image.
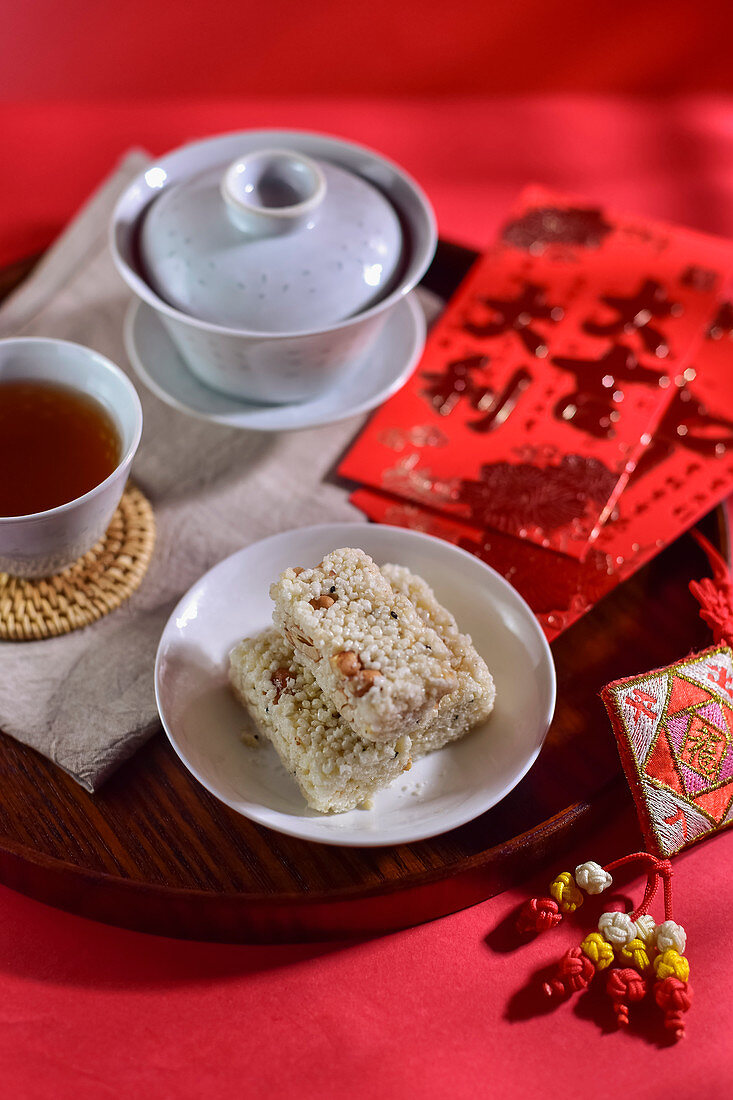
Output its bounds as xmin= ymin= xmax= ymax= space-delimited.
xmin=575 ymin=861 xmax=613 ymax=895
xmin=634 ymin=914 xmax=657 ymax=945
xmin=598 ymin=910 xmax=636 ymax=947
xmin=655 ymin=920 xmax=687 ymax=954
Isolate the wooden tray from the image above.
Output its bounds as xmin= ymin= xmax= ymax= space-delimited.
xmin=0 ymin=244 xmax=724 ymax=942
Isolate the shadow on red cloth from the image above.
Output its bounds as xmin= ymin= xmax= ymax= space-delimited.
xmin=502 ymin=941 xmax=680 ymax=1046
xmin=0 ymin=882 xmax=365 ymax=990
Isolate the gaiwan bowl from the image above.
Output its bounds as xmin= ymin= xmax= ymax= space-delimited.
xmin=111 ymin=130 xmax=437 ymax=405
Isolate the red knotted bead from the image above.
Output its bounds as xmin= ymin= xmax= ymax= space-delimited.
xmin=517 ymin=896 xmax=562 ymax=934
xmin=542 ymin=946 xmax=595 ymax=998
xmin=606 ymin=967 xmax=647 ymax=1028
xmin=654 ymin=976 xmax=693 ymax=1041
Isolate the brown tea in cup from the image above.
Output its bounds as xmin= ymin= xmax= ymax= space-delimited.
xmin=0 ymin=379 xmax=120 ymax=517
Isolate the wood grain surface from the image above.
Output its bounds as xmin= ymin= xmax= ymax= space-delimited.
xmin=0 ymin=242 xmax=723 ymax=942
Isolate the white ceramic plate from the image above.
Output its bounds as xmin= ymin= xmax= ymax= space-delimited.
xmin=155 ymin=524 xmax=556 ymax=846
xmin=124 ymin=294 xmax=425 ymax=431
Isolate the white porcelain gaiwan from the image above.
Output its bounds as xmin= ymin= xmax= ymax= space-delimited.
xmin=140 ymin=148 xmax=404 ymax=332
xmin=111 ymin=130 xmax=436 ymax=405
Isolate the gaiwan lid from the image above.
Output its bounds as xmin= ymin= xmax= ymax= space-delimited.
xmin=138 ymin=148 xmax=405 ymax=333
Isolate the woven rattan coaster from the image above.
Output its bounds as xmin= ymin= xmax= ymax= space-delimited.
xmin=0 ymin=485 xmax=155 ymax=641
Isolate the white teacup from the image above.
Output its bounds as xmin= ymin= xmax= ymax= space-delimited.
xmin=0 ymin=338 xmax=143 ymax=578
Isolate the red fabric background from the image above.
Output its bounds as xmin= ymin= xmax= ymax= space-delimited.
xmin=0 ymin=813 xmax=730 ymax=1098
xmin=5 ymin=96 xmax=733 ymax=265
xmin=2 ymin=1 xmax=733 ymax=98
xmin=2 ymin=89 xmax=733 ymax=1096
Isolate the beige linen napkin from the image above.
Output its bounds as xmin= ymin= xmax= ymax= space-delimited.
xmin=0 ymin=152 xmax=436 ymax=791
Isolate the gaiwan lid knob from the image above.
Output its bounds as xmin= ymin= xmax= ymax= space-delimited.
xmin=221 ymin=149 xmax=326 ymax=236
xmin=139 ymin=148 xmax=404 ymax=333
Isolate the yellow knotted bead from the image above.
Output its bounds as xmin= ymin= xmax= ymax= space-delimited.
xmin=618 ymin=937 xmax=652 ymax=972
xmin=580 ymin=932 xmax=615 ymax=970
xmin=654 ymin=948 xmax=689 ymax=982
xmin=550 ymin=871 xmax=584 ymax=913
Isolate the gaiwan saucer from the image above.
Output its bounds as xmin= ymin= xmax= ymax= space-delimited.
xmin=123 ymin=295 xmax=425 ymax=432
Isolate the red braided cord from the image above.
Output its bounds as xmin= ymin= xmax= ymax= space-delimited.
xmin=604 ymin=851 xmax=660 ymax=873
xmin=663 ymin=867 xmax=675 ymax=922
xmin=630 ymin=872 xmax=659 ymax=921
xmin=600 ymin=853 xmax=675 ymax=921
xmin=689 ymin=529 xmax=733 ymax=645
xmin=690 ymin=529 xmax=731 ymax=586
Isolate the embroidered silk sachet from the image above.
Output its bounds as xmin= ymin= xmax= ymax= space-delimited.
xmin=602 ymin=646 xmax=733 ymax=857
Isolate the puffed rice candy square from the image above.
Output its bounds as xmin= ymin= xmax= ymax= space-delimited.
xmin=270 ymin=547 xmax=458 ymax=742
xmin=381 ymin=563 xmax=495 ymax=753
xmin=229 ymin=630 xmax=412 ymax=813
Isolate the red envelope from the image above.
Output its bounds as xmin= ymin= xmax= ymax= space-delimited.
xmin=349 ymin=486 xmax=605 ymax=641
xmin=339 ymin=187 xmax=732 ymax=560
xmin=592 ymin=299 xmax=733 ymax=569
xmin=350 ymin=291 xmax=733 ymax=644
